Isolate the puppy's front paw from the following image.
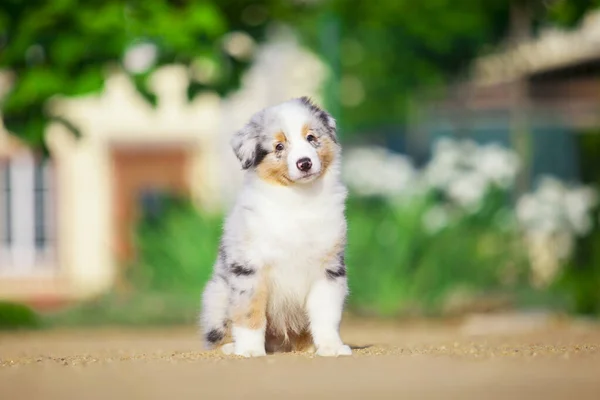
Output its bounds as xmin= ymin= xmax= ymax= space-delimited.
xmin=221 ymin=342 xmax=266 ymax=357
xmin=220 ymin=343 xmax=235 ymax=355
xmin=316 ymin=343 xmax=352 ymax=357
xmin=234 ymin=345 xmax=267 ymax=358
xmin=230 ymin=327 xmax=266 ymax=357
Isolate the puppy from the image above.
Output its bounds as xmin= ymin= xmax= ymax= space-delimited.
xmin=200 ymin=97 xmax=351 ymax=357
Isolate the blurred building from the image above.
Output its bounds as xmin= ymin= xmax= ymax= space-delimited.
xmin=0 ymin=32 xmax=326 ymax=305
xmin=410 ymin=10 xmax=600 ymax=184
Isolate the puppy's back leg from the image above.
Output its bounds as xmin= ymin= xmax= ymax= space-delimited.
xmin=200 ymin=272 xmax=230 ymax=350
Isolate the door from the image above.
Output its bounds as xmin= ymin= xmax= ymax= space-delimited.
xmin=111 ymin=145 xmax=190 ymax=264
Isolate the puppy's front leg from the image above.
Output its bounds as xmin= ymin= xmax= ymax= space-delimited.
xmin=229 ymin=265 xmax=268 ymax=357
xmin=307 ymin=256 xmax=352 ymax=357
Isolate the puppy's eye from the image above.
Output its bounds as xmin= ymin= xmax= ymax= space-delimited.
xmin=275 ymin=143 xmax=285 ymax=151
xmin=306 ymin=134 xmax=317 ymax=143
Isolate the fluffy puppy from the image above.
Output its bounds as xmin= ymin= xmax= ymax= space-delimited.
xmin=200 ymin=97 xmax=351 ymax=357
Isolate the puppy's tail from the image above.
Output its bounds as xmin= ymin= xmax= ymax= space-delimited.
xmin=199 ymin=275 xmax=229 ymax=350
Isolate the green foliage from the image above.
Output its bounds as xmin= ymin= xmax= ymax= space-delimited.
xmin=46 ymin=292 xmax=207 ymax=327
xmin=0 ymin=301 xmax=40 ymax=330
xmin=557 ymin=260 xmax=600 ymax=316
xmin=291 ymin=0 xmax=504 ymax=129
xmin=554 ymin=131 xmax=600 ymax=315
xmin=551 ymin=216 xmax=600 ymax=316
xmin=47 ymin=196 xmax=222 ymax=327
xmin=127 ymin=196 xmax=222 ymax=294
xmin=548 ymin=0 xmax=600 ymax=26
xmin=0 ymin=0 xmax=289 ymax=149
xmin=346 ymin=190 xmax=530 ymax=316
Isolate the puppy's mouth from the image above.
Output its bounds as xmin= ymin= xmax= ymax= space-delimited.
xmin=295 ymin=171 xmax=320 ymax=182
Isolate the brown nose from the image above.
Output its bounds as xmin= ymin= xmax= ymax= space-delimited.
xmin=296 ymin=157 xmax=312 ymax=172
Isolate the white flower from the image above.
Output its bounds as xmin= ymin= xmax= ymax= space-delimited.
xmin=517 ymin=177 xmax=597 ymax=238
xmin=123 ymin=42 xmax=158 ymax=74
xmin=422 ymin=205 xmax=449 ymax=234
xmin=423 ymin=137 xmax=466 ymax=190
xmin=343 ymin=146 xmax=417 ymax=198
xmin=222 ymin=31 xmax=256 ymax=60
xmin=518 ymin=177 xmax=597 ymax=287
xmin=446 ymin=171 xmax=488 ymax=210
xmin=564 ymin=187 xmax=597 ymax=236
xmin=422 ymin=137 xmax=519 ymax=210
xmin=536 ymin=176 xmax=565 ymax=206
xmin=474 ymin=143 xmax=520 ymax=188
xmin=526 ymin=231 xmax=572 ymax=288
xmin=516 ymin=194 xmax=537 ymax=227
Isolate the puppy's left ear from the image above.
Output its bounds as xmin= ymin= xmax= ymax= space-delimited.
xmin=230 ymin=113 xmax=264 ymax=169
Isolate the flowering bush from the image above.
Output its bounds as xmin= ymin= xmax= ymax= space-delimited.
xmin=342 ymin=137 xmax=598 ymax=315
xmin=344 ymin=137 xmax=520 ymax=210
xmin=516 ymin=177 xmax=597 ymax=287
xmin=343 ymin=146 xmax=419 ymax=198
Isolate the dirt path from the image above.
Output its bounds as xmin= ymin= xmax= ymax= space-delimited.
xmin=1 ymin=316 xmax=600 ymax=399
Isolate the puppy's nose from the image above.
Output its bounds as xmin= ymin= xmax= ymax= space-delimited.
xmin=296 ymin=157 xmax=312 ymax=172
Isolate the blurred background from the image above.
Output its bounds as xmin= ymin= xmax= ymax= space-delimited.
xmin=1 ymin=0 xmax=600 ymax=329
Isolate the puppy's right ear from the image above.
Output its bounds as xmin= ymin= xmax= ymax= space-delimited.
xmin=230 ymin=113 xmax=263 ymax=170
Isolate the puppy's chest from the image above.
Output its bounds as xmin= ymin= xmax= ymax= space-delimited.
xmin=247 ymin=202 xmax=343 ymax=268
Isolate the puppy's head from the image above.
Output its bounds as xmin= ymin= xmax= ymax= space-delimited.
xmin=230 ymin=97 xmax=339 ymax=186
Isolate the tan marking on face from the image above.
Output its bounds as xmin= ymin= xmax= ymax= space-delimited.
xmin=316 ymin=135 xmax=336 ymax=177
xmin=303 ymin=123 xmax=337 ymax=179
xmin=232 ymin=274 xmax=268 ymax=330
xmin=301 ymin=124 xmax=311 ymax=139
xmin=255 ymin=154 xmax=292 ymax=186
xmin=274 ymin=131 xmax=287 ymax=144
xmin=256 ymin=132 xmax=292 ymax=186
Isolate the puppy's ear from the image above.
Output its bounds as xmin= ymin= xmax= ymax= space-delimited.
xmin=321 ymin=111 xmax=337 ymax=142
xmin=230 ymin=114 xmax=264 ymax=169
xmin=297 ymin=96 xmax=338 ymax=143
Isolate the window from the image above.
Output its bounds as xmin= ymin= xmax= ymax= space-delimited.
xmin=0 ymin=162 xmax=11 ymax=248
xmin=34 ymin=160 xmax=51 ymax=250
xmin=0 ymin=152 xmax=55 ymax=275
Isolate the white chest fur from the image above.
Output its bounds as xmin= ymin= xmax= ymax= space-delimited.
xmin=225 ymin=175 xmax=347 ymax=331
xmin=243 ymin=178 xmax=344 ymax=261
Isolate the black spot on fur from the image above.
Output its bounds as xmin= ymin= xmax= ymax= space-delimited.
xmin=206 ymin=329 xmax=224 ymax=344
xmin=317 ymin=111 xmax=331 ymax=129
xmin=253 ymin=144 xmax=269 ymax=167
xmin=231 ymin=263 xmax=255 ymax=276
xmin=326 ymin=266 xmax=346 ymax=280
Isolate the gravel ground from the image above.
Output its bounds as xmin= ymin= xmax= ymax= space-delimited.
xmin=1 ymin=315 xmax=600 ymax=399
